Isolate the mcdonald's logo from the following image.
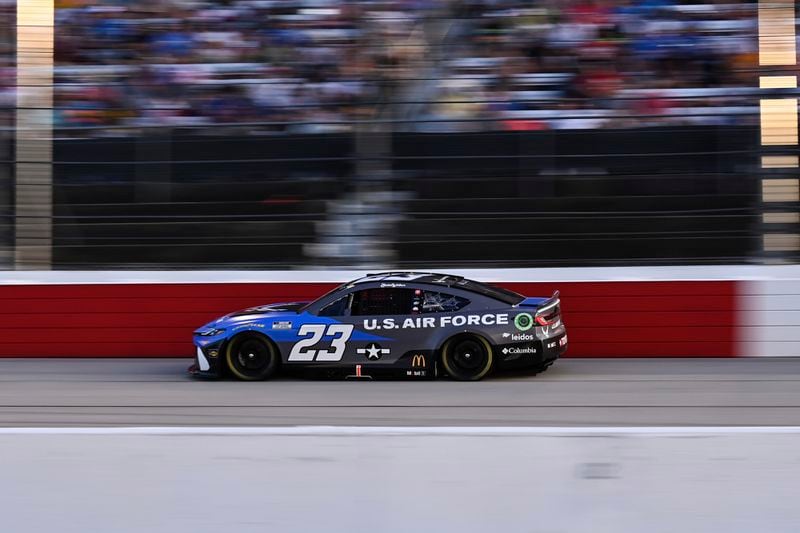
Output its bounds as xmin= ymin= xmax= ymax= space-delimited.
xmin=411 ymin=354 xmax=426 ymax=368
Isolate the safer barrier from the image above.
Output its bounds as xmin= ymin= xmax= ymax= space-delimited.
xmin=0 ymin=266 xmax=796 ymax=358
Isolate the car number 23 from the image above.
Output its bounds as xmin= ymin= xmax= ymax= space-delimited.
xmin=288 ymin=324 xmax=354 ymax=362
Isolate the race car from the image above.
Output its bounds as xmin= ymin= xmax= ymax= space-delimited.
xmin=190 ymin=272 xmax=567 ymax=381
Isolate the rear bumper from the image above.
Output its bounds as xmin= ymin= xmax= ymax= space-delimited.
xmin=496 ymin=331 xmax=567 ymax=370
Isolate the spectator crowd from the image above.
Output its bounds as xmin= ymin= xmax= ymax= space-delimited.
xmin=1 ymin=1 xmax=14 ymax=126
xmin=52 ymin=0 xmax=760 ymax=133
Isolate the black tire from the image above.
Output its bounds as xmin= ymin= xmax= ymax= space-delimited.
xmin=225 ymin=333 xmax=279 ymax=381
xmin=441 ymin=334 xmax=493 ymax=381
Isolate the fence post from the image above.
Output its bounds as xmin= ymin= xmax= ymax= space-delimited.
xmin=758 ymin=0 xmax=800 ymax=262
xmin=14 ymin=0 xmax=53 ymax=269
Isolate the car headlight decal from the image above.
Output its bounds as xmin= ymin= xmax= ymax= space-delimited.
xmin=197 ymin=328 xmax=226 ymax=337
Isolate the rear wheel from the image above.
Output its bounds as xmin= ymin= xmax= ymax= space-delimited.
xmin=225 ymin=333 xmax=279 ymax=381
xmin=441 ymin=334 xmax=493 ymax=381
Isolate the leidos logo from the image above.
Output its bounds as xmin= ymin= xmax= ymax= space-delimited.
xmin=502 ymin=332 xmax=536 ymax=341
xmin=411 ymin=354 xmax=426 ymax=368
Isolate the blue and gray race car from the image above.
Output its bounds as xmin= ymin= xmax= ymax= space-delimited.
xmin=190 ymin=272 xmax=567 ymax=381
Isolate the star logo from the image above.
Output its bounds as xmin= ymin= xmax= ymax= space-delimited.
xmin=365 ymin=344 xmax=381 ymax=360
xmin=357 ymin=343 xmax=389 ymax=361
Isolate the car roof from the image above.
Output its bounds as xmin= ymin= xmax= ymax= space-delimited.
xmin=350 ymin=272 xmax=465 ymax=287
xmin=302 ymin=271 xmax=525 ymax=313
xmin=343 ymin=272 xmax=525 ymax=306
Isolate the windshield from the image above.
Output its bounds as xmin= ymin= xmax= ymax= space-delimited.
xmin=299 ymin=281 xmax=350 ymax=312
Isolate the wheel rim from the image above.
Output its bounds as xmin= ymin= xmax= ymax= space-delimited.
xmin=449 ymin=338 xmax=488 ymax=376
xmin=232 ymin=338 xmax=271 ymax=377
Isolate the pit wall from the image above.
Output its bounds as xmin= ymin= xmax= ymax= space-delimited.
xmin=0 ymin=266 xmax=795 ymax=358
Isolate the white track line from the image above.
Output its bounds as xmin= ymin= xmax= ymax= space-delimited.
xmin=1 ymin=426 xmax=800 ymax=436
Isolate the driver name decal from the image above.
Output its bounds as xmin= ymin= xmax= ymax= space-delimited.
xmin=363 ymin=313 xmax=509 ymax=330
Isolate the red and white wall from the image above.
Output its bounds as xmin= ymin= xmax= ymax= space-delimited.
xmin=0 ymin=266 xmax=796 ymax=358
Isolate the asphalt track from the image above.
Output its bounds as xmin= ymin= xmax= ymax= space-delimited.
xmin=2 ymin=357 xmax=800 ymax=426
xmin=4 ymin=358 xmax=800 ymax=532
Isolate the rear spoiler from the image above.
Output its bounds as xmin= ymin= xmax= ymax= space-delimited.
xmin=535 ymin=291 xmax=560 ymax=316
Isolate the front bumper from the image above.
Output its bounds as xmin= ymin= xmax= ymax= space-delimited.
xmin=188 ymin=342 xmax=224 ymax=378
xmin=188 ymin=362 xmax=219 ymax=378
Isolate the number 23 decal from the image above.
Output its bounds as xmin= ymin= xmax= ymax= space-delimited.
xmin=288 ymin=324 xmax=354 ymax=362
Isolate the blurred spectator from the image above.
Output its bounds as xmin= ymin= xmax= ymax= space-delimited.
xmin=0 ymin=0 xmax=14 ymax=126
xmin=52 ymin=0 xmax=759 ymax=134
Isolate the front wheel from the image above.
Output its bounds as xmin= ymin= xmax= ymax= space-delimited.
xmin=441 ymin=334 xmax=493 ymax=381
xmin=225 ymin=333 xmax=279 ymax=381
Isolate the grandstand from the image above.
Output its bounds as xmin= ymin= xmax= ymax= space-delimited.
xmin=54 ymin=0 xmax=759 ymax=133
xmin=3 ymin=1 xmax=790 ymax=268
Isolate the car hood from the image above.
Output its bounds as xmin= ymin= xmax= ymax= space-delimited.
xmin=226 ymin=301 xmax=309 ymax=318
xmin=198 ymin=301 xmax=309 ymax=331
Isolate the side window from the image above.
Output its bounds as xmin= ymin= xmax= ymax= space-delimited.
xmin=318 ymin=294 xmax=351 ymax=317
xmin=417 ymin=291 xmax=469 ymax=313
xmin=351 ymin=288 xmax=414 ymax=316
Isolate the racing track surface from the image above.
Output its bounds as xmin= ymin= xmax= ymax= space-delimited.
xmin=2 ymin=357 xmax=800 ymax=426
xmin=4 ymin=358 xmax=800 ymax=533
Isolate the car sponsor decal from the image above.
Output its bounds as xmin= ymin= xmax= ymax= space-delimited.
xmin=408 ymin=354 xmax=428 ymax=374
xmin=288 ymin=324 xmax=354 ymax=362
xmin=501 ymin=346 xmax=538 ymax=355
xmin=502 ymin=332 xmax=536 ymax=341
xmin=232 ymin=323 xmax=265 ymax=330
xmin=272 ymin=321 xmax=292 ymax=330
xmin=357 ymin=342 xmax=389 ymax=361
xmin=363 ymin=313 xmax=508 ymax=331
xmin=514 ymin=313 xmax=533 ymax=331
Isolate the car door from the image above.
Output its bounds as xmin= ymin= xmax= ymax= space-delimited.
xmin=317 ymin=286 xmax=435 ymax=366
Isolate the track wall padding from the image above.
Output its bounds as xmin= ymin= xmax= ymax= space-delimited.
xmin=0 ymin=269 xmax=742 ymax=357
xmin=743 ymin=279 xmax=800 ymax=357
